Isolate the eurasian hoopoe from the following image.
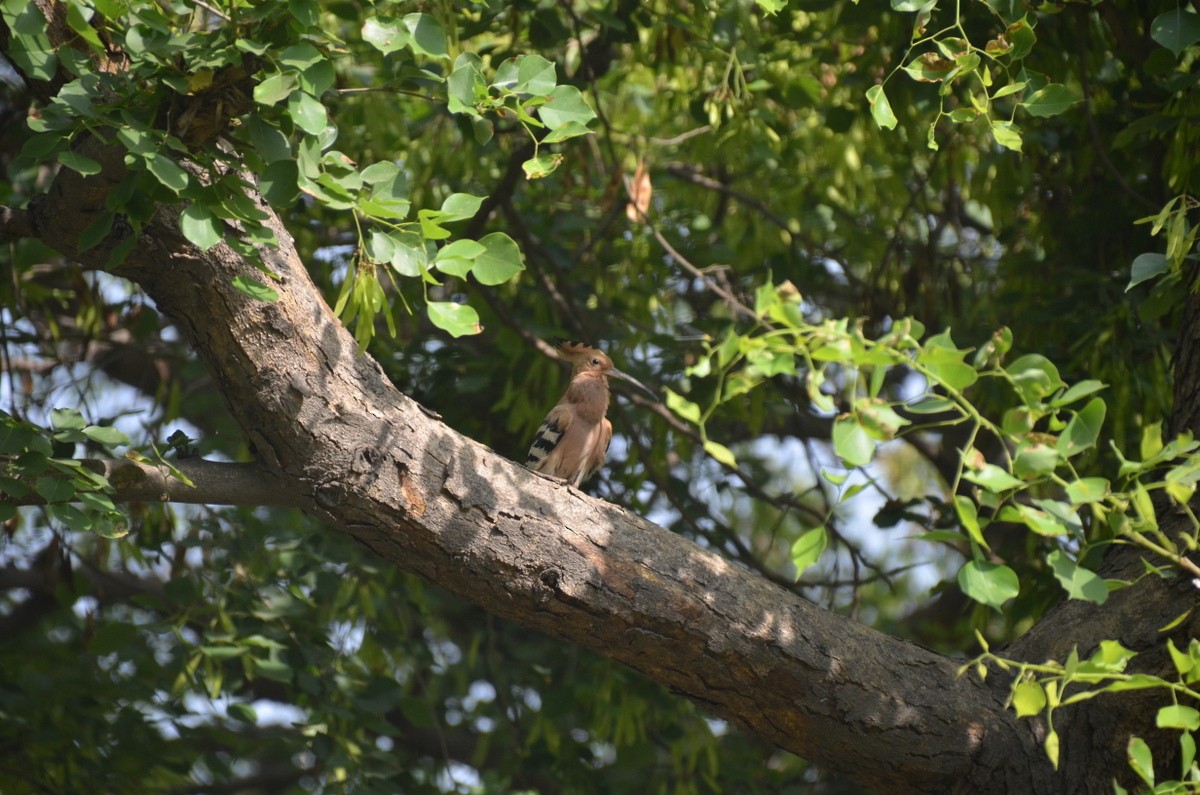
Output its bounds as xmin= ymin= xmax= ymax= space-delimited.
xmin=526 ymin=341 xmax=655 ymax=487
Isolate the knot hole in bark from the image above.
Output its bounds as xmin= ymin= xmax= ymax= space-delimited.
xmin=538 ymin=567 xmax=563 ymax=593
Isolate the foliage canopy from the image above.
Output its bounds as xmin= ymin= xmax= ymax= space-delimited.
xmin=2 ymin=0 xmax=1200 ymax=792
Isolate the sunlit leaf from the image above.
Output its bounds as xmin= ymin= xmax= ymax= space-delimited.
xmin=231 ymin=276 xmax=279 ymax=302
xmin=1127 ymin=737 xmax=1154 ymax=787
xmin=472 ymin=233 xmax=525 ymax=285
xmin=1022 ymin=83 xmax=1079 ymax=118
xmin=180 ymin=204 xmax=223 ymax=251
xmin=791 ymin=527 xmax=827 ymax=577
xmin=865 ymin=85 xmax=898 ymax=130
xmin=1047 ymin=550 xmax=1108 ymax=604
xmin=958 ymin=560 xmax=1019 ymax=609
xmin=1012 ymin=680 xmax=1046 ymax=717
xmin=427 ymin=301 xmax=482 ymax=337
xmin=832 ymin=416 xmax=875 ymax=467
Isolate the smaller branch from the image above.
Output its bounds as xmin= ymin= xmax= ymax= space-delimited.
xmin=0 ymin=206 xmax=36 ymax=243
xmin=625 ymin=181 xmax=760 ymax=324
xmin=3 ymin=457 xmax=306 ymax=509
xmin=664 ymin=162 xmax=795 ymax=238
xmin=649 ymin=126 xmax=712 ymax=146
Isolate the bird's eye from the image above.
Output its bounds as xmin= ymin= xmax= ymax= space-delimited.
xmin=591 ymin=358 xmax=601 ymax=366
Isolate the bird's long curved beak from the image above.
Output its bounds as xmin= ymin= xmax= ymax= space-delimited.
xmin=610 ymin=368 xmax=656 ymax=401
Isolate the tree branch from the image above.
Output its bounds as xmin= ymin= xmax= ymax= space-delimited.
xmin=0 ymin=205 xmax=36 ymax=242
xmin=2 ymin=457 xmax=306 ymax=508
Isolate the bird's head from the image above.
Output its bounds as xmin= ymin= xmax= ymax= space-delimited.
xmin=557 ymin=341 xmax=613 ymax=375
xmin=555 ymin=340 xmax=655 ymax=399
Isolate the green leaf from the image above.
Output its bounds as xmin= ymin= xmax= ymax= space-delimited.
xmin=1168 ymin=639 xmax=1194 ymax=677
xmin=447 ymin=54 xmax=485 ymax=116
xmin=1050 ymin=379 xmax=1107 ymax=408
xmin=1045 ymin=730 xmax=1060 ymax=771
xmin=231 ymin=276 xmax=279 ymax=302
xmin=57 ymin=150 xmax=101 ymax=175
xmin=403 ymin=13 xmax=447 ymax=58
xmin=1013 ymin=441 xmax=1059 ymax=480
xmin=1012 ymin=680 xmax=1046 ymax=717
xmin=435 ymin=239 xmax=486 ymax=263
xmin=4 ymin=5 xmax=57 ymax=81
xmin=1058 ymin=397 xmax=1105 ymax=457
xmin=791 ymin=527 xmax=827 ymax=577
xmin=433 ymin=257 xmax=472 ymax=278
xmin=427 ymin=301 xmax=481 ymax=337
xmin=1126 ymin=253 xmax=1170 ymax=291
xmin=36 ymin=475 xmax=75 ymax=502
xmin=513 ymin=54 xmax=557 ymax=95
xmin=288 ymin=91 xmax=327 ymax=135
xmin=918 ymin=333 xmax=978 ymax=390
xmin=50 ymin=408 xmax=87 ymax=431
xmin=362 ymin=17 xmax=406 ymax=55
xmin=261 ymin=160 xmax=300 ymax=208
xmin=954 ymin=495 xmax=989 ymax=550
xmin=866 ymin=85 xmax=898 ymax=130
xmin=180 ymin=204 xmax=223 ymax=251
xmin=254 ymin=72 xmax=297 ymax=105
xmin=1007 ymin=354 xmax=1064 ymax=404
xmin=1006 ymin=18 xmax=1036 ymax=60
xmin=1150 ymin=9 xmax=1200 ymax=57
xmin=279 ymin=42 xmax=323 ymax=71
xmin=991 ymin=120 xmax=1023 ymax=152
xmin=522 ymin=153 xmax=564 ymax=179
xmin=1047 ymin=550 xmax=1108 ymax=604
xmin=82 ymin=425 xmax=131 ymax=446
xmin=146 ymin=154 xmax=189 ymax=194
xmin=832 ymin=417 xmax=875 ymax=467
xmin=963 ymin=464 xmax=1024 ymax=493
xmin=472 ymin=233 xmax=525 ymax=285
xmin=388 ymin=232 xmax=430 ymax=278
xmin=1183 ymin=732 xmax=1197 ymax=776
xmin=1021 ymin=83 xmax=1079 ymax=118
xmin=253 ymin=657 xmax=294 ymax=682
xmin=1013 ymin=504 xmax=1068 ymax=537
xmin=1065 ymin=477 xmax=1109 ymax=504
xmin=1128 ymin=737 xmax=1154 ymax=787
xmin=906 ymin=397 xmax=955 ymax=414
xmin=438 ymin=193 xmax=484 ymax=222
xmin=541 ymin=121 xmax=593 ymax=144
xmin=538 ymin=85 xmax=596 ymax=130
xmin=957 ymin=560 xmax=1019 ymax=608
xmin=703 ymin=440 xmax=737 ymax=468
xmin=991 ymin=81 xmax=1026 ymax=99
xmin=664 ymin=389 xmax=702 ymax=423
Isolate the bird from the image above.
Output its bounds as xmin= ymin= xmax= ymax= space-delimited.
xmin=526 ymin=341 xmax=655 ymax=488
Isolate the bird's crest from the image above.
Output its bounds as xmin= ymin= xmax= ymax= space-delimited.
xmin=554 ymin=340 xmax=612 ymax=372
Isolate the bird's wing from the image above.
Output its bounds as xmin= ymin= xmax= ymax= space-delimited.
xmin=527 ymin=404 xmax=572 ymax=471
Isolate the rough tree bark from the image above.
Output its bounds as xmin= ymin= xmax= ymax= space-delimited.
xmin=4 ymin=10 xmax=1200 ymax=794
